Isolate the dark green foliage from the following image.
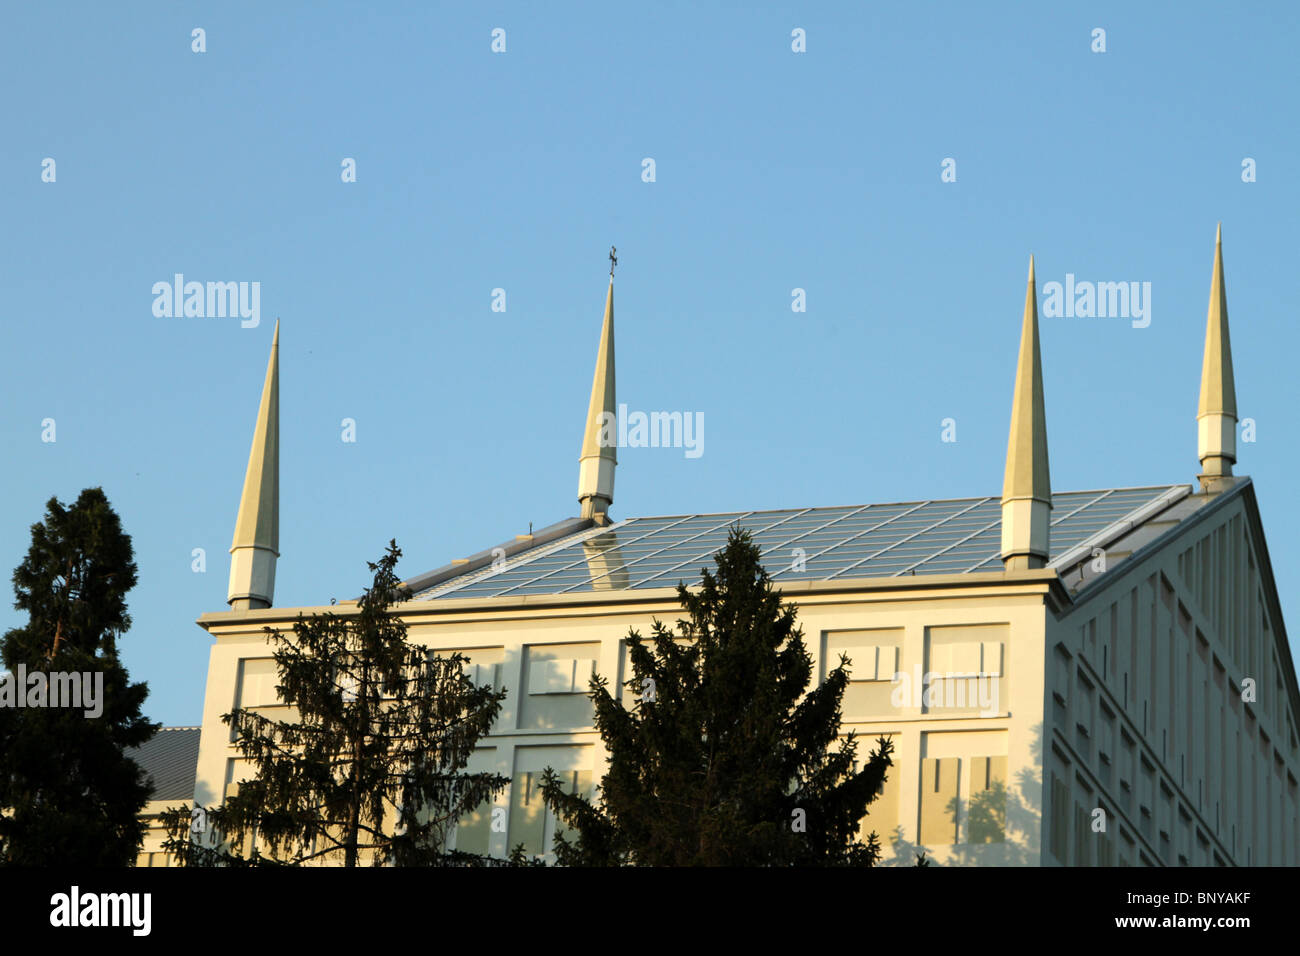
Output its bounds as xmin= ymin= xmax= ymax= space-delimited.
xmin=0 ymin=488 xmax=158 ymax=865
xmin=162 ymin=541 xmax=509 ymax=866
xmin=539 ymin=525 xmax=895 ymax=866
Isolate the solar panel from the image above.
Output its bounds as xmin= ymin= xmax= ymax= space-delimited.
xmin=414 ymin=485 xmax=1188 ymax=601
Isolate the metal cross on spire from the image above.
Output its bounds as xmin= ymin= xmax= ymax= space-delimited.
xmin=609 ymin=245 xmax=617 ymax=277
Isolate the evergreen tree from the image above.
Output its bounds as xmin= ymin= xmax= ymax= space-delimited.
xmin=163 ymin=541 xmax=510 ymax=866
xmin=539 ymin=526 xmax=895 ymax=865
xmin=0 ymin=488 xmax=157 ymax=866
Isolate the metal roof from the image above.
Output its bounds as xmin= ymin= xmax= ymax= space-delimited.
xmin=127 ymin=726 xmax=201 ymax=802
xmin=415 ymin=485 xmax=1192 ymax=601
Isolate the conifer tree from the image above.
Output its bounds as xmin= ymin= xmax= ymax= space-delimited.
xmin=163 ymin=541 xmax=509 ymax=866
xmin=0 ymin=488 xmax=157 ymax=865
xmin=539 ymin=526 xmax=895 ymax=865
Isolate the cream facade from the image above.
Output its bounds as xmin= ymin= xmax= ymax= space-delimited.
xmin=194 ymin=571 xmax=1059 ymax=865
xmin=146 ymin=231 xmax=1298 ymax=866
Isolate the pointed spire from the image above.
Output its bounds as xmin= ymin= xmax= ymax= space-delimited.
xmin=1197 ymin=223 xmax=1238 ymax=492
xmin=578 ymin=263 xmax=617 ymax=523
xmin=1001 ymin=256 xmax=1052 ymax=570
xmin=228 ymin=320 xmax=280 ymax=609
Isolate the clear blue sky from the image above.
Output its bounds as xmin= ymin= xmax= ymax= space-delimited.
xmin=2 ymin=2 xmax=1296 ymax=726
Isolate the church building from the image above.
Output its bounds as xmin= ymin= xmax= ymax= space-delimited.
xmin=135 ymin=227 xmax=1300 ymax=866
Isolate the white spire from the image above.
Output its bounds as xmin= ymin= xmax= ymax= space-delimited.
xmin=1197 ymin=223 xmax=1238 ymax=493
xmin=578 ymin=257 xmax=617 ymax=522
xmin=1001 ymin=257 xmax=1052 ymax=570
xmin=228 ymin=321 xmax=280 ymax=609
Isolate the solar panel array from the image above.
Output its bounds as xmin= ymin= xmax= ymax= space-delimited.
xmin=415 ymin=486 xmax=1184 ymax=601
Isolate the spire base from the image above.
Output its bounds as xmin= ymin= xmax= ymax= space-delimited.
xmin=1002 ymin=553 xmax=1047 ymax=572
xmin=228 ymin=544 xmax=278 ymax=610
xmin=580 ymin=495 xmax=612 ymax=522
xmin=228 ymin=597 xmax=271 ymax=611
xmin=1001 ymin=497 xmax=1050 ymax=570
xmin=1196 ymin=471 xmax=1236 ymax=495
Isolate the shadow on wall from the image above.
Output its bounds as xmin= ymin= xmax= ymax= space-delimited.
xmin=880 ymin=722 xmax=1042 ymax=866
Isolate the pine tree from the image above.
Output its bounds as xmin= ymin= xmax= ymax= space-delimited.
xmin=539 ymin=525 xmax=895 ymax=865
xmin=163 ymin=541 xmax=510 ymax=866
xmin=0 ymin=488 xmax=158 ymax=865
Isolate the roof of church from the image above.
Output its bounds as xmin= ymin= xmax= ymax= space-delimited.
xmin=127 ymin=726 xmax=201 ymax=802
xmin=410 ymin=482 xmax=1209 ymax=602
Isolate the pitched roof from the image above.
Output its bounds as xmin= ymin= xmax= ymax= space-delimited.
xmin=413 ymin=484 xmax=1198 ymax=601
xmin=128 ymin=726 xmax=201 ymax=802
